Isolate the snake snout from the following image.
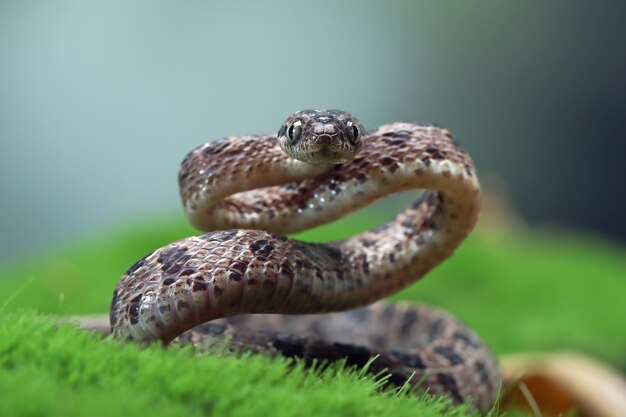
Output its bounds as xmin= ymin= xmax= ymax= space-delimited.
xmin=314 ymin=134 xmax=334 ymax=147
xmin=308 ymin=135 xmax=353 ymax=164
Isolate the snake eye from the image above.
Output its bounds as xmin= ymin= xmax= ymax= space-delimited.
xmin=351 ymin=125 xmax=360 ymax=141
xmin=287 ymin=121 xmax=302 ymax=143
xmin=347 ymin=123 xmax=360 ymax=144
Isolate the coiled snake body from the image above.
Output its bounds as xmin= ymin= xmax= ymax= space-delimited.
xmin=110 ymin=110 xmax=500 ymax=410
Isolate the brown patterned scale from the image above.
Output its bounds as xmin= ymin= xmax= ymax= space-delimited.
xmin=110 ymin=110 xmax=501 ymax=410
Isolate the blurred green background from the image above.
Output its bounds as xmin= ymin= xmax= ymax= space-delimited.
xmin=1 ymin=1 xmax=625 ymax=263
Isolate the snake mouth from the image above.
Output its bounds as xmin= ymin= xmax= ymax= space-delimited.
xmin=295 ymin=151 xmax=350 ymax=164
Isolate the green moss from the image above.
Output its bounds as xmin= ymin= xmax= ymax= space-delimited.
xmin=0 ymin=313 xmax=521 ymax=417
xmin=0 ymin=207 xmax=624 ymax=416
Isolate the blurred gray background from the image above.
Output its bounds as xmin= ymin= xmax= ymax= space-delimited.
xmin=1 ymin=1 xmax=625 ymax=263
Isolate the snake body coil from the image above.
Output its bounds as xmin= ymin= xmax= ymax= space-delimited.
xmin=110 ymin=110 xmax=500 ymax=410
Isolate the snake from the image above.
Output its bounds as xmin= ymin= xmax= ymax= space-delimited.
xmin=110 ymin=109 xmax=501 ymax=411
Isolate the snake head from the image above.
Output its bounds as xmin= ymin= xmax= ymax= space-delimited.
xmin=277 ymin=109 xmax=364 ymax=164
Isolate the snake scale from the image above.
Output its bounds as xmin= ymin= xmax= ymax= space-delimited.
xmin=110 ymin=110 xmax=501 ymax=410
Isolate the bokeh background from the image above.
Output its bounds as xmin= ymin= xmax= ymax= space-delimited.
xmin=1 ymin=1 xmax=625 ymax=263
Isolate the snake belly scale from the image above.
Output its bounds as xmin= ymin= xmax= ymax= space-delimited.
xmin=110 ymin=110 xmax=501 ymax=410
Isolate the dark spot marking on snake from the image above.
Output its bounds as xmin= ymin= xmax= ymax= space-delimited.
xmin=314 ymin=265 xmax=323 ymax=280
xmin=192 ymin=281 xmax=207 ymax=292
xmin=422 ymin=218 xmax=438 ymax=231
xmin=434 ymin=346 xmax=464 ymax=366
xmin=453 ymin=331 xmax=479 ymax=348
xmin=250 ymin=239 xmax=275 ymax=257
xmin=416 ymin=234 xmax=427 ymax=246
xmin=436 ymin=373 xmax=462 ymax=403
xmin=214 ymin=286 xmax=224 ymax=296
xmin=162 ymin=277 xmax=176 ymax=286
xmin=428 ymin=318 xmax=445 ymax=341
xmin=399 ymin=308 xmax=419 ymax=336
xmin=304 ymin=340 xmax=373 ymax=369
xmin=280 ymin=263 xmax=295 ymax=280
xmin=165 ymin=263 xmax=182 ymax=275
xmin=316 ymin=245 xmax=343 ymax=262
xmin=157 ymin=246 xmax=191 ymax=273
xmin=382 ymin=130 xmax=411 ymax=138
xmin=421 ymin=157 xmax=431 ymax=167
xmin=380 ymin=156 xmax=396 ymax=166
xmin=384 ymin=138 xmax=407 ymax=146
xmin=328 ymin=178 xmax=341 ymax=191
xmin=425 ymin=146 xmax=445 ymax=160
xmin=230 ymin=261 xmax=248 ymax=274
xmin=362 ymin=238 xmax=375 ymax=248
xmin=362 ymin=259 xmax=370 ymax=274
xmin=128 ymin=304 xmax=140 ymax=325
xmin=435 ymin=192 xmax=445 ymax=210
xmin=176 ymin=299 xmax=189 ymax=310
xmin=380 ymin=156 xmax=400 ymax=173
xmin=158 ymin=304 xmax=171 ymax=314
xmin=229 ymin=271 xmax=242 ymax=282
xmin=389 ymin=350 xmax=427 ymax=369
xmin=202 ymin=140 xmax=230 ymax=156
xmin=475 ymin=361 xmax=493 ymax=390
xmin=401 ymin=217 xmax=415 ymax=230
xmin=179 ymin=268 xmax=195 ymax=277
xmin=353 ymin=157 xmax=369 ymax=168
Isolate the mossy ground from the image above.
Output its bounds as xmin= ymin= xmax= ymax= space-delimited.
xmin=0 ymin=206 xmax=624 ymax=416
